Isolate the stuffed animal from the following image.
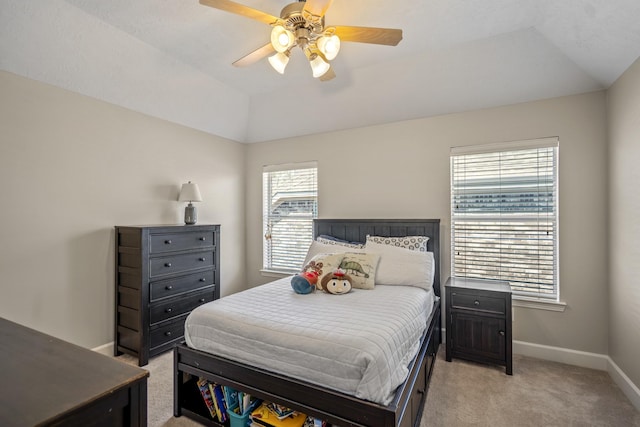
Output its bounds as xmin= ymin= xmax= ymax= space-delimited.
xmin=320 ymin=269 xmax=353 ymax=295
xmin=291 ymin=261 xmax=323 ymax=294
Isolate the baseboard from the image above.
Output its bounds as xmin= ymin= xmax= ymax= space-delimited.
xmin=607 ymin=357 xmax=640 ymax=411
xmin=513 ymin=340 xmax=609 ymax=370
xmin=92 ymin=341 xmax=114 ymax=357
xmin=513 ymin=340 xmax=640 ymax=411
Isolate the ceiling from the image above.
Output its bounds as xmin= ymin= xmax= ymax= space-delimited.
xmin=1 ymin=0 xmax=640 ymax=143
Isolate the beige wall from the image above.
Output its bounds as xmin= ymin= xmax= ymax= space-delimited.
xmin=0 ymin=68 xmax=616 ymax=361
xmin=607 ymin=58 xmax=640 ymax=386
xmin=246 ymin=91 xmax=609 ymax=354
xmin=0 ymin=71 xmax=246 ymax=349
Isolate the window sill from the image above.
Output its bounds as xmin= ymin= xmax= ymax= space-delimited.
xmin=260 ymin=269 xmax=295 ymax=279
xmin=513 ymin=296 xmax=567 ymax=312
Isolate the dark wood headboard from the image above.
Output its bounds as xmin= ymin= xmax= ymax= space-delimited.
xmin=313 ymin=219 xmax=441 ymax=297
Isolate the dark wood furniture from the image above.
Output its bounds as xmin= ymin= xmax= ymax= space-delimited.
xmin=445 ymin=277 xmax=512 ymax=375
xmin=0 ymin=318 xmax=148 ymax=427
xmin=174 ymin=219 xmax=441 ymax=427
xmin=115 ymin=224 xmax=220 ymax=366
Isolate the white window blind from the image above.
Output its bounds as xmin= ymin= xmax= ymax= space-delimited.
xmin=450 ymin=138 xmax=559 ymax=299
xmin=263 ymin=162 xmax=318 ymax=272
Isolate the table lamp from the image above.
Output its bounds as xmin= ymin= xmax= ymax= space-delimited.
xmin=178 ymin=181 xmax=202 ymax=225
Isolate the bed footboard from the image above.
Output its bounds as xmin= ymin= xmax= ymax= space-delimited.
xmin=173 ymin=301 xmax=440 ymax=427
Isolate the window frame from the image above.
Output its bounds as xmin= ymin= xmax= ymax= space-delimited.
xmin=262 ymin=161 xmax=318 ymax=274
xmin=450 ymin=137 xmax=561 ymax=304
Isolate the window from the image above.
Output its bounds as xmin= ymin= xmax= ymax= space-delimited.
xmin=450 ymin=138 xmax=559 ymax=300
xmin=263 ymin=162 xmax=318 ymax=273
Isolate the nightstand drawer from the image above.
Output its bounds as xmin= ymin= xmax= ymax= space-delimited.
xmin=450 ymin=292 xmax=506 ymax=314
xmin=150 ymin=250 xmax=214 ymax=277
xmin=150 ymin=289 xmax=213 ymax=324
xmin=150 ymin=270 xmax=215 ymax=301
xmin=150 ymin=230 xmax=215 ymax=254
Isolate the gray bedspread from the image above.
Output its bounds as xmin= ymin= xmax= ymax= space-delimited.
xmin=184 ymin=277 xmax=435 ymax=406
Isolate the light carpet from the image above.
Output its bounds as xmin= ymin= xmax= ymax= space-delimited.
xmin=118 ymin=350 xmax=640 ymax=426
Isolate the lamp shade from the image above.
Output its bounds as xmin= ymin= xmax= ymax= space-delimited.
xmin=270 ymin=25 xmax=294 ymax=53
xmin=268 ymin=51 xmax=290 ymax=74
xmin=178 ymin=181 xmax=202 ymax=203
xmin=317 ymin=34 xmax=340 ymax=60
xmin=309 ymin=53 xmax=330 ymax=78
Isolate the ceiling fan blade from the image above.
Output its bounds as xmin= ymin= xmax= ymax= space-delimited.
xmin=319 ymin=66 xmax=336 ymax=82
xmin=233 ymin=43 xmax=276 ymax=67
xmin=333 ymin=26 xmax=403 ymax=46
xmin=199 ymin=0 xmax=278 ymax=25
xmin=303 ymin=0 xmax=333 ymax=18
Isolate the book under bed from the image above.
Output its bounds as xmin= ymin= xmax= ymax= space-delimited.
xmin=174 ymin=219 xmax=441 ymax=427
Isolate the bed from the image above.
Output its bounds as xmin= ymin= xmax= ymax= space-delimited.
xmin=174 ymin=219 xmax=441 ymax=427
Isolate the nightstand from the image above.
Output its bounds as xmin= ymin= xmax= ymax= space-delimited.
xmin=445 ymin=277 xmax=512 ymax=375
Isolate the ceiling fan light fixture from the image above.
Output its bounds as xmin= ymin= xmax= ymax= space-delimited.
xmin=271 ymin=25 xmax=294 ymax=53
xmin=317 ymin=34 xmax=340 ymax=60
xmin=308 ymin=53 xmax=330 ymax=78
xmin=268 ymin=51 xmax=290 ymax=74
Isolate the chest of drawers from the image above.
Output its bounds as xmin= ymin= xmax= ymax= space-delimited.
xmin=115 ymin=224 xmax=220 ymax=366
xmin=445 ymin=277 xmax=512 ymax=375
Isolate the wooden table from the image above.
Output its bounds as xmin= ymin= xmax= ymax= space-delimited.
xmin=0 ymin=318 xmax=149 ymax=426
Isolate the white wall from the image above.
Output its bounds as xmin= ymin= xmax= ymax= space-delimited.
xmin=607 ymin=57 xmax=640 ymax=387
xmin=0 ymin=71 xmax=246 ymax=349
xmin=246 ymin=91 xmax=609 ymax=354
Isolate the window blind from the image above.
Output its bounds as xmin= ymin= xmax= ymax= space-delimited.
xmin=450 ymin=139 xmax=559 ymax=299
xmin=263 ymin=163 xmax=318 ymax=272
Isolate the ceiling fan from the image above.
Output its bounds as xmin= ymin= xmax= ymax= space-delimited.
xmin=199 ymin=0 xmax=403 ymax=81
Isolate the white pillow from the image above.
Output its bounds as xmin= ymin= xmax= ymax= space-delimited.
xmin=366 ymin=235 xmax=429 ymax=252
xmin=303 ymin=240 xmax=364 ymax=266
xmin=316 ymin=235 xmax=365 ymax=249
xmin=365 ymin=240 xmax=434 ymax=290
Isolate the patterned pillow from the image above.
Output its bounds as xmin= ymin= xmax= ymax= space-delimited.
xmin=305 ymin=253 xmax=345 ymax=290
xmin=366 ymin=235 xmax=429 ymax=252
xmin=316 ymin=235 xmax=365 ymax=249
xmin=337 ymin=253 xmax=380 ymax=290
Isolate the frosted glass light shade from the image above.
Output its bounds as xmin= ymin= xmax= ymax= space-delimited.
xmin=317 ymin=34 xmax=340 ymax=60
xmin=178 ymin=181 xmax=202 ymax=202
xmin=309 ymin=54 xmax=330 ymax=78
xmin=270 ymin=25 xmax=294 ymax=53
xmin=268 ymin=52 xmax=290 ymax=74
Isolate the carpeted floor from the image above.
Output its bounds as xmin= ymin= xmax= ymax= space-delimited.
xmin=118 ymin=350 xmax=640 ymax=427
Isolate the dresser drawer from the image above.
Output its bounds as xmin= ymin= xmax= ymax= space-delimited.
xmin=150 ymin=230 xmax=215 ymax=254
xmin=149 ymin=316 xmax=188 ymax=350
xmin=150 ymin=289 xmax=213 ymax=324
xmin=150 ymin=270 xmax=215 ymax=301
xmin=150 ymin=250 xmax=214 ymax=278
xmin=450 ymin=291 xmax=506 ymax=314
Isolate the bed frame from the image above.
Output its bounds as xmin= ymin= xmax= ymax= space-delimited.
xmin=174 ymin=219 xmax=441 ymax=427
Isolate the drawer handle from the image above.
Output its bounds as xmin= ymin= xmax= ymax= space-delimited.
xmin=199 ymin=298 xmax=206 ymax=303
xmin=199 ymin=278 xmax=206 ymax=282
xmin=165 ymin=331 xmax=172 ymax=337
xmin=164 ymin=262 xmax=172 ymax=268
xmin=165 ymin=285 xmax=173 ymax=290
xmin=499 ymin=330 xmax=505 ymax=336
xmin=165 ymin=308 xmax=173 ymax=313
xmin=164 ymin=239 xmax=172 ymax=245
xmin=199 ymin=237 xmax=206 ymax=241
xmin=199 ymin=257 xmax=206 ymax=262
xmin=474 ymin=300 xmax=480 ymax=305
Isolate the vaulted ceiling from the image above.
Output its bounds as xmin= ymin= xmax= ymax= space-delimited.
xmin=2 ymin=0 xmax=639 ymax=143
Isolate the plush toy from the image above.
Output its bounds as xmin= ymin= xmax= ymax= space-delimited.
xmin=320 ymin=269 xmax=353 ymax=295
xmin=291 ymin=261 xmax=323 ymax=294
